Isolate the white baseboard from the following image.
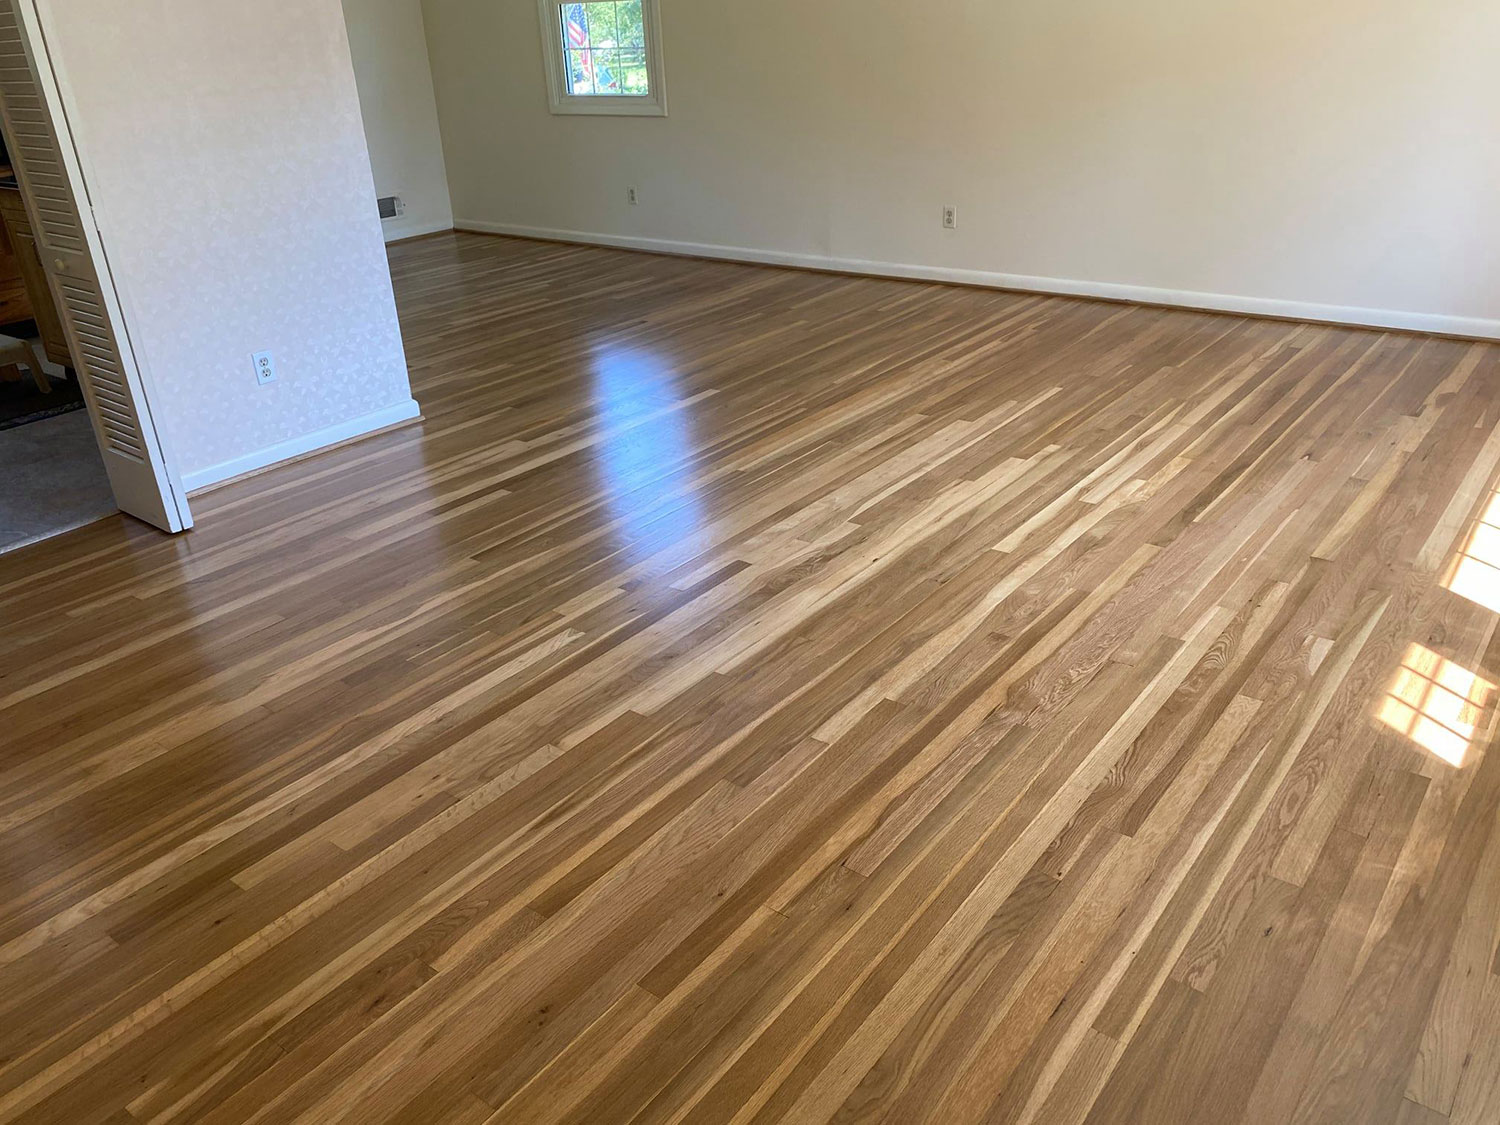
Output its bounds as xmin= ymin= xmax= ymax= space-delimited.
xmin=455 ymin=219 xmax=1500 ymax=341
xmin=182 ymin=399 xmax=422 ymax=494
xmin=382 ymin=217 xmax=455 ymax=244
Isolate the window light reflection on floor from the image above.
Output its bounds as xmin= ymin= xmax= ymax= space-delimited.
xmin=1446 ymin=489 xmax=1500 ymax=615
xmin=1378 ymin=644 xmax=1494 ymax=767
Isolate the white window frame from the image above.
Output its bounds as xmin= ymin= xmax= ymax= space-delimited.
xmin=537 ymin=0 xmax=668 ymax=117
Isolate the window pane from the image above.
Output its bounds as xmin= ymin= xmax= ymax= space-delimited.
xmin=589 ymin=2 xmax=619 ymax=47
xmin=561 ymin=3 xmax=591 ymax=50
xmin=619 ymin=47 xmax=649 ymax=96
xmin=595 ymin=48 xmax=623 ymax=94
xmin=619 ymin=0 xmax=644 ymax=48
xmin=566 ymin=48 xmax=595 ymax=94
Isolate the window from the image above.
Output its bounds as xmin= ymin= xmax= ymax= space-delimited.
xmin=538 ymin=0 xmax=667 ymax=117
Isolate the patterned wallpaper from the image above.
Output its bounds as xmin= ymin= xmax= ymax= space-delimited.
xmin=36 ymin=0 xmax=415 ymax=479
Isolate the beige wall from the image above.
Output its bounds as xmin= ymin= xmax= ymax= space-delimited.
xmin=423 ymin=0 xmax=1500 ymax=337
xmin=344 ymin=0 xmax=454 ymax=241
xmin=37 ymin=0 xmax=418 ymax=488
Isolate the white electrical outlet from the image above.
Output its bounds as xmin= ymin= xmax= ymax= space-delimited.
xmin=253 ymin=351 xmax=278 ymax=386
xmin=627 ymin=186 xmax=639 ymax=205
xmin=943 ymin=204 xmax=958 ymax=230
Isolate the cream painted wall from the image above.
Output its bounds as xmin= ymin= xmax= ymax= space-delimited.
xmin=36 ymin=0 xmax=418 ymax=489
xmin=423 ymin=0 xmax=1500 ymax=337
xmin=343 ymin=0 xmax=454 ymax=241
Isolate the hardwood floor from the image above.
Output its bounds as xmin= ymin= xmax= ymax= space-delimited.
xmin=3 ymin=233 xmax=1500 ymax=1123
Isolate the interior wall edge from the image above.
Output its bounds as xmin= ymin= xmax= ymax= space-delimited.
xmin=181 ymin=397 xmax=421 ymax=494
xmin=453 ymin=220 xmax=1500 ymax=343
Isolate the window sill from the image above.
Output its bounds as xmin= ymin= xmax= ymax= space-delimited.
xmin=547 ymin=98 xmax=667 ymax=117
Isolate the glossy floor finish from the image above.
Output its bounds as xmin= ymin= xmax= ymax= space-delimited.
xmin=3 ymin=234 xmax=1500 ymax=1124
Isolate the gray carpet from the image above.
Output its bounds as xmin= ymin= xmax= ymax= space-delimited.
xmin=0 ymin=409 xmax=117 ymax=555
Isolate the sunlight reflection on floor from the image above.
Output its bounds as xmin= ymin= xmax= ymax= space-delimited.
xmin=590 ymin=345 xmax=708 ymax=566
xmin=1379 ymin=644 xmax=1494 ymax=768
xmin=1446 ymin=489 xmax=1500 ymax=614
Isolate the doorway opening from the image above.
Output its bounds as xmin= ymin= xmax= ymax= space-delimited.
xmin=0 ymin=0 xmax=190 ymax=556
xmin=0 ymin=120 xmax=112 ymax=554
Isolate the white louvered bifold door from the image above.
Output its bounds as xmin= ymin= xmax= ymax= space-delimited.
xmin=0 ymin=0 xmax=190 ymax=532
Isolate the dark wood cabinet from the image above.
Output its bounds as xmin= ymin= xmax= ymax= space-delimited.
xmin=0 ymin=183 xmax=31 ymax=328
xmin=0 ymin=179 xmax=70 ymax=368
